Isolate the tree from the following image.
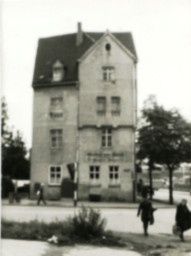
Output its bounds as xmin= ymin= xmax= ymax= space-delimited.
xmin=1 ymin=98 xmax=30 ymax=180
xmin=137 ymin=96 xmax=191 ymax=204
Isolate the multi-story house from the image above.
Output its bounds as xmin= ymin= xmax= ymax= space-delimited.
xmin=30 ymin=23 xmax=138 ymax=201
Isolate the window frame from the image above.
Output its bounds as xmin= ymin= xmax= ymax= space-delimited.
xmin=50 ymin=97 xmax=63 ymax=118
xmin=48 ymin=165 xmax=62 ymax=185
xmin=96 ymin=96 xmax=106 ymax=115
xmin=102 ymin=66 xmax=115 ymax=82
xmin=101 ymin=128 xmax=112 ymax=148
xmin=52 ymin=60 xmax=64 ymax=82
xmin=111 ymin=96 xmax=121 ymax=116
xmin=89 ymin=165 xmax=100 ymax=184
xmin=109 ymin=166 xmax=119 ymax=185
xmin=50 ymin=129 xmax=63 ymax=148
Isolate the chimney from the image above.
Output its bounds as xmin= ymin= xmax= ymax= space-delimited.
xmin=76 ymin=22 xmax=83 ymax=46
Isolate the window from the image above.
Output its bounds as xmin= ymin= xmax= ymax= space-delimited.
xmin=109 ymin=166 xmax=119 ymax=184
xmin=102 ymin=67 xmax=115 ymax=82
xmin=89 ymin=166 xmax=100 ymax=183
xmin=97 ymin=97 xmax=106 ymax=115
xmin=101 ymin=128 xmax=112 ymax=147
xmin=50 ymin=97 xmax=63 ymax=118
xmin=105 ymin=43 xmax=111 ymax=51
xmin=52 ymin=60 xmax=64 ymax=82
xmin=49 ymin=166 xmax=62 ymax=185
xmin=50 ymin=129 xmax=62 ymax=148
xmin=111 ymin=97 xmax=120 ymax=115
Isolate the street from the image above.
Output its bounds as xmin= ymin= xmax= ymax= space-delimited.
xmin=153 ymin=189 xmax=191 ymax=205
xmin=2 ymin=205 xmax=191 ymax=237
xmin=2 ymin=189 xmax=191 ymax=256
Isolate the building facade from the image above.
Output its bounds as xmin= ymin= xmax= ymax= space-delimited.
xmin=30 ymin=23 xmax=138 ymax=201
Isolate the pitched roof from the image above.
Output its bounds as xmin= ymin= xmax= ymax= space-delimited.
xmin=33 ymin=31 xmax=137 ymax=87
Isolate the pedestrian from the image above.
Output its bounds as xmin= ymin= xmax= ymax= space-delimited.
xmin=37 ymin=183 xmax=46 ymax=205
xmin=137 ymin=196 xmax=154 ymax=236
xmin=175 ymin=199 xmax=191 ymax=242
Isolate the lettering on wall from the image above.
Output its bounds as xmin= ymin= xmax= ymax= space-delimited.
xmin=85 ymin=151 xmax=131 ymax=162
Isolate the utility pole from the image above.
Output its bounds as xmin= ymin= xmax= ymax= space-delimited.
xmin=73 ymin=162 xmax=78 ymax=207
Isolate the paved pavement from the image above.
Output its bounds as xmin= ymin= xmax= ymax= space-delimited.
xmin=1 ymin=239 xmax=141 ymax=256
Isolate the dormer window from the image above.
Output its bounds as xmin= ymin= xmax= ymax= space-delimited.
xmin=52 ymin=60 xmax=64 ymax=82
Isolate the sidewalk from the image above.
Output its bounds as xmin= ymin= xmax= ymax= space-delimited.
xmin=1 ymin=239 xmax=142 ymax=256
xmin=1 ymin=198 xmax=175 ymax=209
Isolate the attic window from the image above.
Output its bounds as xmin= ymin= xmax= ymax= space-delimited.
xmin=52 ymin=60 xmax=64 ymax=82
xmin=105 ymin=43 xmax=111 ymax=51
xmin=102 ymin=66 xmax=115 ymax=82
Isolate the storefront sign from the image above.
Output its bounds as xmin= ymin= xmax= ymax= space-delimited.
xmin=85 ymin=152 xmax=128 ymax=162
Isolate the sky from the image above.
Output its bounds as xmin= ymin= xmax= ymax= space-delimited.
xmin=1 ymin=0 xmax=191 ymax=148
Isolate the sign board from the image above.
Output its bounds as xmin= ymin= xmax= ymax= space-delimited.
xmin=85 ymin=151 xmax=129 ymax=162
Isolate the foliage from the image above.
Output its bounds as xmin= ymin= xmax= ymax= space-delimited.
xmin=1 ymin=97 xmax=30 ymax=180
xmin=1 ymin=177 xmax=15 ymax=198
xmin=71 ymin=206 xmax=106 ymax=239
xmin=2 ymin=207 xmax=125 ymax=246
xmin=137 ymin=96 xmax=191 ymax=204
xmin=2 ymin=219 xmax=73 ymax=242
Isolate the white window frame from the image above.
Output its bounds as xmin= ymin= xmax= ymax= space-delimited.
xmin=50 ymin=129 xmax=63 ymax=148
xmin=102 ymin=67 xmax=115 ymax=82
xmin=89 ymin=166 xmax=100 ymax=184
xmin=101 ymin=128 xmax=112 ymax=148
xmin=48 ymin=165 xmax=62 ymax=185
xmin=109 ymin=166 xmax=119 ymax=185
xmin=52 ymin=60 xmax=64 ymax=82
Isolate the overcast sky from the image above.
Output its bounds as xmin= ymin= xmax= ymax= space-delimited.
xmin=2 ymin=0 xmax=191 ymax=148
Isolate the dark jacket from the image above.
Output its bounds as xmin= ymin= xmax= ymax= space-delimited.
xmin=137 ymin=199 xmax=152 ymax=222
xmin=176 ymin=204 xmax=191 ymax=231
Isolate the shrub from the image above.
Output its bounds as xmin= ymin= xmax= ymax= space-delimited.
xmin=2 ymin=219 xmax=73 ymax=241
xmin=1 ymin=177 xmax=14 ymax=198
xmin=2 ymin=207 xmax=124 ymax=246
xmin=71 ymin=206 xmax=106 ymax=240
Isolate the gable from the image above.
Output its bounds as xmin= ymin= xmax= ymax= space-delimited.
xmin=78 ymin=32 xmax=137 ymax=63
xmin=32 ymin=31 xmax=137 ymax=88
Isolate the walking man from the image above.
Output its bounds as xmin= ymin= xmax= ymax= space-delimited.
xmin=37 ymin=183 xmax=46 ymax=205
xmin=137 ymin=196 xmax=153 ymax=236
xmin=176 ymin=199 xmax=191 ymax=241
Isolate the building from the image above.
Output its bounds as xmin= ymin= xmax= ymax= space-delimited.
xmin=30 ymin=23 xmax=138 ymax=201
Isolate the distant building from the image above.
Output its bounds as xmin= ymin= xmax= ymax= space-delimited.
xmin=30 ymin=23 xmax=138 ymax=201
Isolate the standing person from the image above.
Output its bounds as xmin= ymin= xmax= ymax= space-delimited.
xmin=175 ymin=199 xmax=191 ymax=241
xmin=137 ymin=196 xmax=153 ymax=236
xmin=37 ymin=183 xmax=46 ymax=205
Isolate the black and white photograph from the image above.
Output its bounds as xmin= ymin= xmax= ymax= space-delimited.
xmin=1 ymin=0 xmax=191 ymax=255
